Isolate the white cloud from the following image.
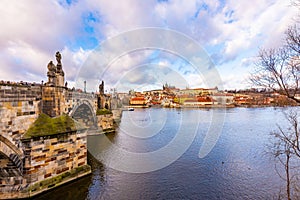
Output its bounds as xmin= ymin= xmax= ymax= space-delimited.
xmin=0 ymin=0 xmax=92 ymax=83
xmin=213 ymin=0 xmax=298 ymax=62
xmin=0 ymin=0 xmax=298 ymax=90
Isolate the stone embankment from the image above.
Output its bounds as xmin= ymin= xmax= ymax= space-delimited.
xmin=96 ymin=114 xmax=115 ymax=133
xmin=88 ymin=109 xmax=122 ymax=135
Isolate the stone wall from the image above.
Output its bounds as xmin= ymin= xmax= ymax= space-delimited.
xmin=0 ymin=85 xmax=40 ymax=157
xmin=97 ymin=114 xmax=114 ymax=131
xmin=42 ymin=86 xmax=66 ymax=117
xmin=0 ymin=105 xmax=38 ymax=150
xmin=112 ymin=109 xmax=122 ymax=124
xmin=0 ymin=84 xmax=42 ymax=102
xmin=22 ymin=130 xmax=89 ymax=184
xmin=12 ymin=130 xmax=91 ymax=198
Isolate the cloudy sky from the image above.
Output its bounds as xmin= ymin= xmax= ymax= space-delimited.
xmin=0 ymin=0 xmax=298 ymax=92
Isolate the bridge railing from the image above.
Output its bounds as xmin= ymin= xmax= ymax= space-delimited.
xmin=0 ymin=85 xmax=42 ymax=102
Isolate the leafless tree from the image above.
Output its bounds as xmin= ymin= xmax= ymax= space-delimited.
xmin=251 ymin=32 xmax=300 ymax=103
xmin=251 ymin=0 xmax=300 ymax=100
xmin=270 ymin=111 xmax=300 ymax=200
xmin=253 ymin=2 xmax=300 ymax=199
xmin=286 ymin=26 xmax=300 ymax=55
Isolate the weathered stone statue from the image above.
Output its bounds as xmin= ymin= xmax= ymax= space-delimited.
xmin=45 ymin=51 xmax=65 ymax=87
xmin=47 ymin=61 xmax=56 ymax=74
xmin=55 ymin=51 xmax=64 ymax=76
xmin=47 ymin=61 xmax=56 ymax=86
xmin=99 ymin=81 xmax=104 ymax=94
xmin=56 ymin=51 xmax=61 ymax=64
xmin=55 ymin=51 xmax=65 ymax=87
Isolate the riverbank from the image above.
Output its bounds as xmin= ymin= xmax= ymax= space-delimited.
xmin=130 ymin=103 xmax=300 ymax=109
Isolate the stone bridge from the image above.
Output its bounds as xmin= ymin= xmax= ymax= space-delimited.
xmin=0 ymin=84 xmax=99 ymax=196
xmin=0 ymin=52 xmax=112 ymax=198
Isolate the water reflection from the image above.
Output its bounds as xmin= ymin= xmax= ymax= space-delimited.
xmin=86 ymin=152 xmax=106 ymax=200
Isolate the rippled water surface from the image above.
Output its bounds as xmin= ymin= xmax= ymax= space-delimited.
xmin=36 ymin=107 xmax=293 ymax=200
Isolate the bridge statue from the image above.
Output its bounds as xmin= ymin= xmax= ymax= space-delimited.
xmin=47 ymin=61 xmax=56 ymax=86
xmin=55 ymin=51 xmax=64 ymax=76
xmin=54 ymin=51 xmax=65 ymax=86
xmin=99 ymin=80 xmax=104 ymax=95
xmin=56 ymin=51 xmax=61 ymax=64
xmin=46 ymin=52 xmax=65 ymax=87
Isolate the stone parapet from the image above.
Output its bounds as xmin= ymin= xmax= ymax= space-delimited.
xmin=0 ymin=85 xmax=42 ymax=102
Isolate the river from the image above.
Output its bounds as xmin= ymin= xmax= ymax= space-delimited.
xmin=35 ymin=107 xmax=297 ymax=200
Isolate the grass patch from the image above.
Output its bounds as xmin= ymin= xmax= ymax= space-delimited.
xmin=27 ymin=165 xmax=91 ymax=193
xmin=23 ymin=113 xmax=86 ymax=139
xmin=96 ymin=108 xmax=112 ymax=115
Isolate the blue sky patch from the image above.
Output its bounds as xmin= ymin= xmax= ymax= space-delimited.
xmin=58 ymin=0 xmax=77 ymax=8
xmin=82 ymin=11 xmax=101 ymax=34
xmin=67 ymin=36 xmax=99 ymax=51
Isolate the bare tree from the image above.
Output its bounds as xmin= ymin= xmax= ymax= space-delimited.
xmin=254 ymin=2 xmax=300 ymax=199
xmin=251 ymin=25 xmax=300 ymax=104
xmin=286 ymin=26 xmax=300 ymax=55
xmin=270 ymin=111 xmax=300 ymax=200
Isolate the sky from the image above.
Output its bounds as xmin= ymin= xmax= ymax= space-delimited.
xmin=0 ymin=0 xmax=298 ymax=92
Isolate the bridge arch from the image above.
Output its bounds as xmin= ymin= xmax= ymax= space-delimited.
xmin=0 ymin=135 xmax=23 ymax=174
xmin=69 ymin=99 xmax=97 ymax=129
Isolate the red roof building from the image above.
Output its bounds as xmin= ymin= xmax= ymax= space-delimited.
xmin=130 ymin=97 xmax=146 ymax=105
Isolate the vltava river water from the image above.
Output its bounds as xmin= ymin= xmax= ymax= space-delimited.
xmin=36 ymin=107 xmax=296 ymax=200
